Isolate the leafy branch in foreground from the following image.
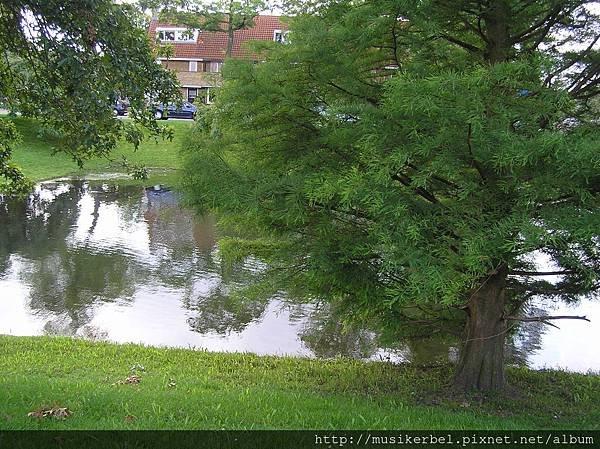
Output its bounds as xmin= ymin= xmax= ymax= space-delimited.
xmin=0 ymin=0 xmax=181 ymax=192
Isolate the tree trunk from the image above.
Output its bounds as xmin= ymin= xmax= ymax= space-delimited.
xmin=226 ymin=13 xmax=234 ymax=57
xmin=483 ymin=0 xmax=511 ymax=64
xmin=453 ymin=267 xmax=508 ymax=391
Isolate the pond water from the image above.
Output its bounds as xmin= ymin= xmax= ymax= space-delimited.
xmin=0 ymin=181 xmax=598 ymax=373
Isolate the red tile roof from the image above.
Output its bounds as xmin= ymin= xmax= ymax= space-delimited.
xmin=148 ymin=15 xmax=288 ymax=60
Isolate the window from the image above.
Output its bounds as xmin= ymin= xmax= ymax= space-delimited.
xmin=187 ymin=88 xmax=198 ymax=103
xmin=156 ymin=28 xmax=198 ymax=43
xmin=189 ymin=61 xmax=198 ymax=72
xmin=157 ymin=30 xmax=176 ymax=41
xmin=207 ymin=62 xmax=222 ymax=73
xmin=273 ymin=30 xmax=288 ymax=43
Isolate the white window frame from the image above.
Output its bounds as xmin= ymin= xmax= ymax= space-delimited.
xmin=189 ymin=61 xmax=198 ymax=72
xmin=207 ymin=61 xmax=222 ymax=73
xmin=156 ymin=27 xmax=199 ymax=43
xmin=182 ymin=86 xmax=213 ymax=105
xmin=187 ymin=88 xmax=198 ymax=103
xmin=273 ymin=29 xmax=288 ymax=43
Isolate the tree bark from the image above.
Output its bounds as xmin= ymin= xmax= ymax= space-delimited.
xmin=453 ymin=267 xmax=508 ymax=391
xmin=483 ymin=0 xmax=511 ymax=64
xmin=226 ymin=12 xmax=234 ymax=57
xmin=453 ymin=2 xmax=512 ymax=392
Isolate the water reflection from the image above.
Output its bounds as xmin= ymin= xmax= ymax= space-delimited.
xmin=0 ymin=181 xmax=311 ymax=356
xmin=0 ymin=181 xmax=598 ymax=372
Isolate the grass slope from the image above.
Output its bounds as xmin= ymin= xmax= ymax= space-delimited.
xmin=1 ymin=336 xmax=598 ymax=430
xmin=6 ymin=116 xmax=192 ymax=185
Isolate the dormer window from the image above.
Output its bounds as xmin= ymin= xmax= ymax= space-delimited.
xmin=156 ymin=28 xmax=199 ymax=43
xmin=273 ymin=30 xmax=288 ymax=43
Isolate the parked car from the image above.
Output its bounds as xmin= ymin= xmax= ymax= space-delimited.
xmin=152 ymin=101 xmax=197 ymax=120
xmin=114 ymin=99 xmax=128 ymax=116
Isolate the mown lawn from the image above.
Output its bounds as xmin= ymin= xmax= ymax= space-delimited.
xmin=5 ymin=116 xmax=192 ymax=186
xmin=0 ymin=335 xmax=598 ymax=430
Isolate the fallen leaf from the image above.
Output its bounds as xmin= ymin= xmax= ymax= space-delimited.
xmin=125 ymin=374 xmax=141 ymax=384
xmin=124 ymin=415 xmax=137 ymax=423
xmin=125 ymin=374 xmax=142 ymax=384
xmin=51 ymin=407 xmax=72 ymax=419
xmin=28 ymin=406 xmax=72 ymax=420
xmin=113 ymin=374 xmax=142 ymax=385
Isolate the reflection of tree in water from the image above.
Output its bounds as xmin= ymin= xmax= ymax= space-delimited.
xmin=0 ymin=183 xmax=204 ymax=333
xmin=22 ymin=249 xmax=141 ymax=333
xmin=144 ymin=191 xmax=219 ymax=289
xmin=185 ymin=289 xmax=268 ymax=335
xmin=182 ymin=259 xmax=272 ymax=335
xmin=299 ymin=303 xmax=381 ymax=359
xmin=0 ymin=182 xmax=84 ymax=272
xmin=1 ymin=183 xmax=146 ymax=333
xmin=299 ymin=303 xmax=458 ymax=363
xmin=1 ymin=181 xmax=272 ymax=338
xmin=144 ymin=193 xmax=271 ymax=335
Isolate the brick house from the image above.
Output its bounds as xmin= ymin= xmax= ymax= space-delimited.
xmin=148 ymin=15 xmax=288 ymax=104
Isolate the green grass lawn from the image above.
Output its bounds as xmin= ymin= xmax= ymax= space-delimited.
xmin=0 ymin=335 xmax=598 ymax=430
xmin=6 ymin=116 xmax=192 ymax=186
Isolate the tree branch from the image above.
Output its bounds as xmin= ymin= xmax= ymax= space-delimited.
xmin=439 ymin=34 xmax=481 ymax=54
xmin=390 ymin=9 xmax=402 ymax=69
xmin=391 ymin=172 xmax=440 ymax=204
xmin=509 ymin=4 xmax=563 ymax=44
xmin=505 ymin=315 xmax=590 ymax=323
xmin=543 ymin=35 xmax=600 ymax=86
xmin=467 ymin=123 xmax=486 ymax=181
xmin=326 ymin=81 xmax=378 ymax=106
xmin=406 ymin=163 xmax=462 ymax=190
xmin=509 ymin=270 xmax=575 ymax=276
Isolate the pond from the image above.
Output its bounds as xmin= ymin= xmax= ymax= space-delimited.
xmin=0 ymin=180 xmax=598 ymax=373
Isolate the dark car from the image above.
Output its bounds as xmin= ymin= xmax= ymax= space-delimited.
xmin=153 ymin=101 xmax=197 ymax=120
xmin=114 ymin=99 xmax=128 ymax=116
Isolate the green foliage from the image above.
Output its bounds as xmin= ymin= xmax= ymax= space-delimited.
xmin=182 ymin=0 xmax=600 ymax=342
xmin=0 ymin=0 xmax=181 ymax=193
xmin=0 ymin=119 xmax=32 ymax=195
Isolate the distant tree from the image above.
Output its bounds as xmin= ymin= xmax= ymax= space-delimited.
xmin=0 ymin=0 xmax=180 ymax=194
xmin=151 ymin=0 xmax=270 ymax=57
xmin=182 ymin=0 xmax=600 ymax=391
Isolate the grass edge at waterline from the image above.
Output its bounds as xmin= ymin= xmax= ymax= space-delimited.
xmin=1 ymin=335 xmax=598 ymax=430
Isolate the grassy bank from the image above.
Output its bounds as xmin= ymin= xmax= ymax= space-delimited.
xmin=5 ymin=116 xmax=192 ymax=186
xmin=0 ymin=335 xmax=598 ymax=430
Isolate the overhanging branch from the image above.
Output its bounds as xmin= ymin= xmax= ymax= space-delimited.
xmin=509 ymin=270 xmax=574 ymax=276
xmin=439 ymin=34 xmax=481 ymax=54
xmin=505 ymin=315 xmax=590 ymax=323
xmin=391 ymin=172 xmax=440 ymax=204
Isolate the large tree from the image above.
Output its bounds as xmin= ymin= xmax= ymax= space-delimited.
xmin=0 ymin=0 xmax=180 ymax=194
xmin=182 ymin=0 xmax=600 ymax=391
